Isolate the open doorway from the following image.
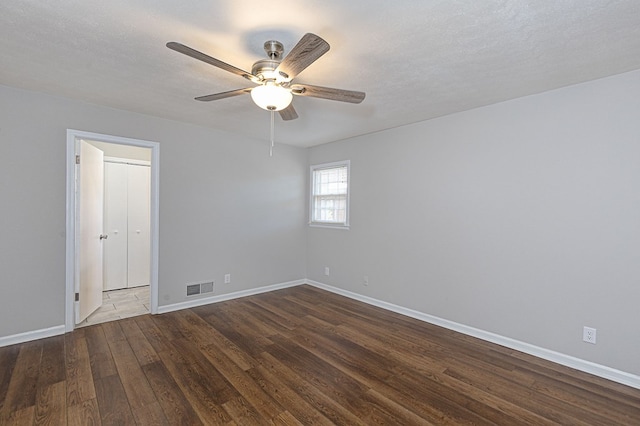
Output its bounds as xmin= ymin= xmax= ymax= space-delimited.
xmin=65 ymin=130 xmax=159 ymax=331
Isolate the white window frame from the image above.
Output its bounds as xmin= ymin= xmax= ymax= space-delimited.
xmin=309 ymin=160 xmax=350 ymax=229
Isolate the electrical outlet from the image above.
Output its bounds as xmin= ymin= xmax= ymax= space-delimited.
xmin=583 ymin=326 xmax=597 ymax=344
xmin=363 ymin=275 xmax=369 ymax=286
xmin=324 ymin=266 xmax=330 ymax=276
xmin=224 ymin=274 xmax=231 ymax=284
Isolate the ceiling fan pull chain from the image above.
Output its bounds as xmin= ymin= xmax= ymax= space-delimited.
xmin=270 ymin=110 xmax=275 ymax=157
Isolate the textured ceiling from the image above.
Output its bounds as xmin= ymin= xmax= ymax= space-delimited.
xmin=2 ymin=1 xmax=640 ymax=147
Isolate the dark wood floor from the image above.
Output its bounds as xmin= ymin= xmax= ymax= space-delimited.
xmin=1 ymin=285 xmax=639 ymax=425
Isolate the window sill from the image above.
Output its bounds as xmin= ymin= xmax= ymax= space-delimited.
xmin=309 ymin=223 xmax=350 ymax=230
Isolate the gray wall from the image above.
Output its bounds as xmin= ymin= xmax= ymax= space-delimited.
xmin=0 ymin=84 xmax=307 ymax=337
xmin=307 ymin=69 xmax=640 ymax=376
xmin=2 ymin=68 xmax=639 ymax=378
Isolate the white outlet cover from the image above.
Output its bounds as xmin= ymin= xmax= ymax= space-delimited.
xmin=583 ymin=326 xmax=597 ymax=344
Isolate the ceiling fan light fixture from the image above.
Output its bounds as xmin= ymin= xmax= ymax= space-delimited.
xmin=251 ymin=83 xmax=292 ymax=111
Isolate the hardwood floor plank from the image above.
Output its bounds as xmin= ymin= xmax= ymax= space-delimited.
xmin=290 ymin=316 xmax=398 ymax=385
xmin=171 ymin=309 xmax=222 ymax=347
xmin=222 ymin=396 xmax=264 ymax=425
xmin=1 ymin=285 xmax=639 ymax=424
xmin=157 ymin=345 xmax=233 ymax=425
xmin=269 ymin=410 xmax=304 ymax=426
xmin=196 ymin=339 xmax=285 ymax=420
xmin=281 ymin=329 xmax=449 ymax=424
xmin=203 ymin=308 xmax=274 ymax=356
xmin=141 ymin=361 xmax=203 ymax=426
xmin=243 ymin=299 xmax=301 ymax=332
xmin=0 ymin=344 xmax=20 ymax=414
xmin=67 ymin=398 xmax=101 ymax=426
xmin=244 ymin=365 xmax=335 ymax=425
xmin=106 ymin=337 xmax=158 ymax=410
xmin=34 ymin=380 xmax=66 ymax=425
xmin=175 ymin=309 xmax=257 ymax=371
xmin=266 ymin=334 xmax=371 ymax=408
xmin=65 ymin=332 xmax=96 ymax=406
xmin=135 ymin=314 xmax=174 ymax=354
xmin=3 ymin=406 xmax=35 ymax=425
xmin=101 ymin=320 xmax=127 ymax=343
xmin=119 ymin=317 xmax=159 ymax=366
xmin=365 ymin=388 xmax=439 ymax=426
xmin=257 ymin=351 xmax=366 ymax=426
xmin=0 ymin=340 xmax=43 ymax=418
xmin=443 ymin=363 xmax=601 ymax=424
xmin=254 ymin=291 xmax=314 ymax=324
xmin=250 ymin=296 xmax=311 ymax=328
xmin=169 ymin=338 xmax=238 ymax=405
xmin=94 ymin=374 xmax=135 ymax=425
xmin=511 ymin=352 xmax=640 ymax=408
xmin=84 ymin=326 xmax=117 ymax=380
xmin=529 ymin=377 xmax=640 ymax=425
xmin=150 ymin=311 xmax=186 ymax=341
xmin=388 ymin=363 xmax=519 ymax=425
xmin=263 ymin=333 xmax=430 ymax=425
xmin=132 ymin=400 xmax=169 ymax=425
xmin=36 ymin=336 xmax=66 ymax=389
xmin=219 ymin=301 xmax=283 ymax=337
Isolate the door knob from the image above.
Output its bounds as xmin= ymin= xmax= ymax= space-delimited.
xmin=100 ymin=234 xmax=108 ymax=240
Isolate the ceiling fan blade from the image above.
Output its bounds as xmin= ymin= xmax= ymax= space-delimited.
xmin=195 ymin=88 xmax=252 ymax=102
xmin=276 ymin=33 xmax=330 ymax=80
xmin=290 ymin=84 xmax=366 ymax=104
xmin=278 ymin=104 xmax=298 ymax=121
xmin=167 ymin=42 xmax=257 ymax=83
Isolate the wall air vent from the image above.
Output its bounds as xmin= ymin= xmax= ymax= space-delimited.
xmin=201 ymin=282 xmax=214 ymax=294
xmin=187 ymin=281 xmax=214 ymax=296
xmin=186 ymin=284 xmax=201 ymax=296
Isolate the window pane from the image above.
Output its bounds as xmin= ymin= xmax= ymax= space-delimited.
xmin=311 ymin=162 xmax=349 ymax=226
xmin=313 ymin=194 xmax=346 ymax=223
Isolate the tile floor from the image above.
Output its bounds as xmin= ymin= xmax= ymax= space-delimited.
xmin=77 ymin=285 xmax=149 ymax=327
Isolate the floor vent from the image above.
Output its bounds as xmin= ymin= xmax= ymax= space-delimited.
xmin=187 ymin=281 xmax=214 ymax=296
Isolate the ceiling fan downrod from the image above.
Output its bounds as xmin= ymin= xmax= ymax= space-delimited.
xmin=263 ymin=40 xmax=284 ymax=60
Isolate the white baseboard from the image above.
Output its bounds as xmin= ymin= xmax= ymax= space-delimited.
xmin=157 ymin=279 xmax=305 ymax=314
xmin=0 ymin=325 xmax=66 ymax=348
xmin=306 ymin=280 xmax=640 ymax=390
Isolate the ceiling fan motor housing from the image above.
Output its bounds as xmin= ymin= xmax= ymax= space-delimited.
xmin=251 ymin=59 xmax=281 ymax=81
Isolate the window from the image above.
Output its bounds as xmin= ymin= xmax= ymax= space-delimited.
xmin=310 ymin=160 xmax=350 ymax=228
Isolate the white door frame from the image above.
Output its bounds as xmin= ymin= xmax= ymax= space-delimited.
xmin=65 ymin=129 xmax=160 ymax=331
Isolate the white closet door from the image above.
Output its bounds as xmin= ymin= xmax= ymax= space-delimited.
xmin=103 ymin=162 xmax=129 ymax=291
xmin=127 ymin=164 xmax=151 ymax=287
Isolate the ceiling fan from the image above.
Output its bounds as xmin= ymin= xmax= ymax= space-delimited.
xmin=166 ymin=33 xmax=366 ymax=121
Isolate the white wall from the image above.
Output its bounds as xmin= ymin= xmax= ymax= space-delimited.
xmin=0 ymin=84 xmax=307 ymax=338
xmin=307 ymin=69 xmax=640 ymax=376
